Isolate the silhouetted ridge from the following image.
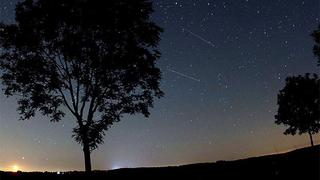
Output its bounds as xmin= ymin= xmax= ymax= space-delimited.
xmin=1 ymin=145 xmax=319 ymax=180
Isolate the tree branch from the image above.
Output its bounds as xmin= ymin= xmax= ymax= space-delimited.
xmin=57 ymin=88 xmax=77 ymax=117
xmin=62 ymin=57 xmax=78 ymax=113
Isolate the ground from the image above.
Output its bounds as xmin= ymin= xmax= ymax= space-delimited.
xmin=1 ymin=145 xmax=319 ymax=180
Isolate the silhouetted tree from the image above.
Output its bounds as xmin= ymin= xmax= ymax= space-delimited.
xmin=275 ymin=74 xmax=320 ymax=146
xmin=311 ymin=25 xmax=320 ymax=66
xmin=0 ymin=0 xmax=163 ymax=172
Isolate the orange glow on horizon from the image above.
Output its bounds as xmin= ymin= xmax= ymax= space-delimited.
xmin=11 ymin=165 xmax=20 ymax=172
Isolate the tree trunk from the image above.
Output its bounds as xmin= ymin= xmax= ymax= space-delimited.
xmin=83 ymin=140 xmax=92 ymax=172
xmin=308 ymin=131 xmax=314 ymax=147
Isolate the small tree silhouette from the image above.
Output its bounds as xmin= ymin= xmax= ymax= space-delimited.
xmin=0 ymin=0 xmax=163 ymax=172
xmin=275 ymin=74 xmax=320 ymax=146
xmin=311 ymin=25 xmax=320 ymax=66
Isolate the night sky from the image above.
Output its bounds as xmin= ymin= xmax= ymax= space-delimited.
xmin=0 ymin=0 xmax=319 ymax=172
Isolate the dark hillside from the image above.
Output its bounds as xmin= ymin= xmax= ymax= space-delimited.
xmin=1 ymin=145 xmax=319 ymax=180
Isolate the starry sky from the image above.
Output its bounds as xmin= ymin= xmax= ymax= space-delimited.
xmin=0 ymin=0 xmax=319 ymax=172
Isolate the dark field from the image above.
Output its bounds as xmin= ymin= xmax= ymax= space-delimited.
xmin=1 ymin=145 xmax=319 ymax=180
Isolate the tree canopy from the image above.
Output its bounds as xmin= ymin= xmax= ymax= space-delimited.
xmin=275 ymin=73 xmax=320 ymax=146
xmin=312 ymin=25 xmax=320 ymax=66
xmin=0 ymin=0 xmax=163 ymax=171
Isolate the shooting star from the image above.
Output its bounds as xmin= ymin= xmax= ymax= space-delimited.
xmin=167 ymin=68 xmax=201 ymax=82
xmin=184 ymin=28 xmax=216 ymax=48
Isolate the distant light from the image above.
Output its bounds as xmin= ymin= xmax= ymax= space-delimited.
xmin=111 ymin=165 xmax=122 ymax=170
xmin=57 ymin=171 xmax=60 ymax=175
xmin=11 ymin=165 xmax=19 ymax=172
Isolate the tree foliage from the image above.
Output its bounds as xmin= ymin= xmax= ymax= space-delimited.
xmin=0 ymin=0 xmax=163 ymax=155
xmin=311 ymin=25 xmax=320 ymax=66
xmin=275 ymin=74 xmax=320 ymax=137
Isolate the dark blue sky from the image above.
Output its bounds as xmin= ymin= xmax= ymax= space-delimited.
xmin=0 ymin=0 xmax=319 ymax=171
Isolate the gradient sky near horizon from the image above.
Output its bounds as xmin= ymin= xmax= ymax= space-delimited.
xmin=0 ymin=0 xmax=319 ymax=172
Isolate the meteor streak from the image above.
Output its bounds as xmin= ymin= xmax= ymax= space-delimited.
xmin=167 ymin=68 xmax=201 ymax=82
xmin=184 ymin=29 xmax=216 ymax=48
